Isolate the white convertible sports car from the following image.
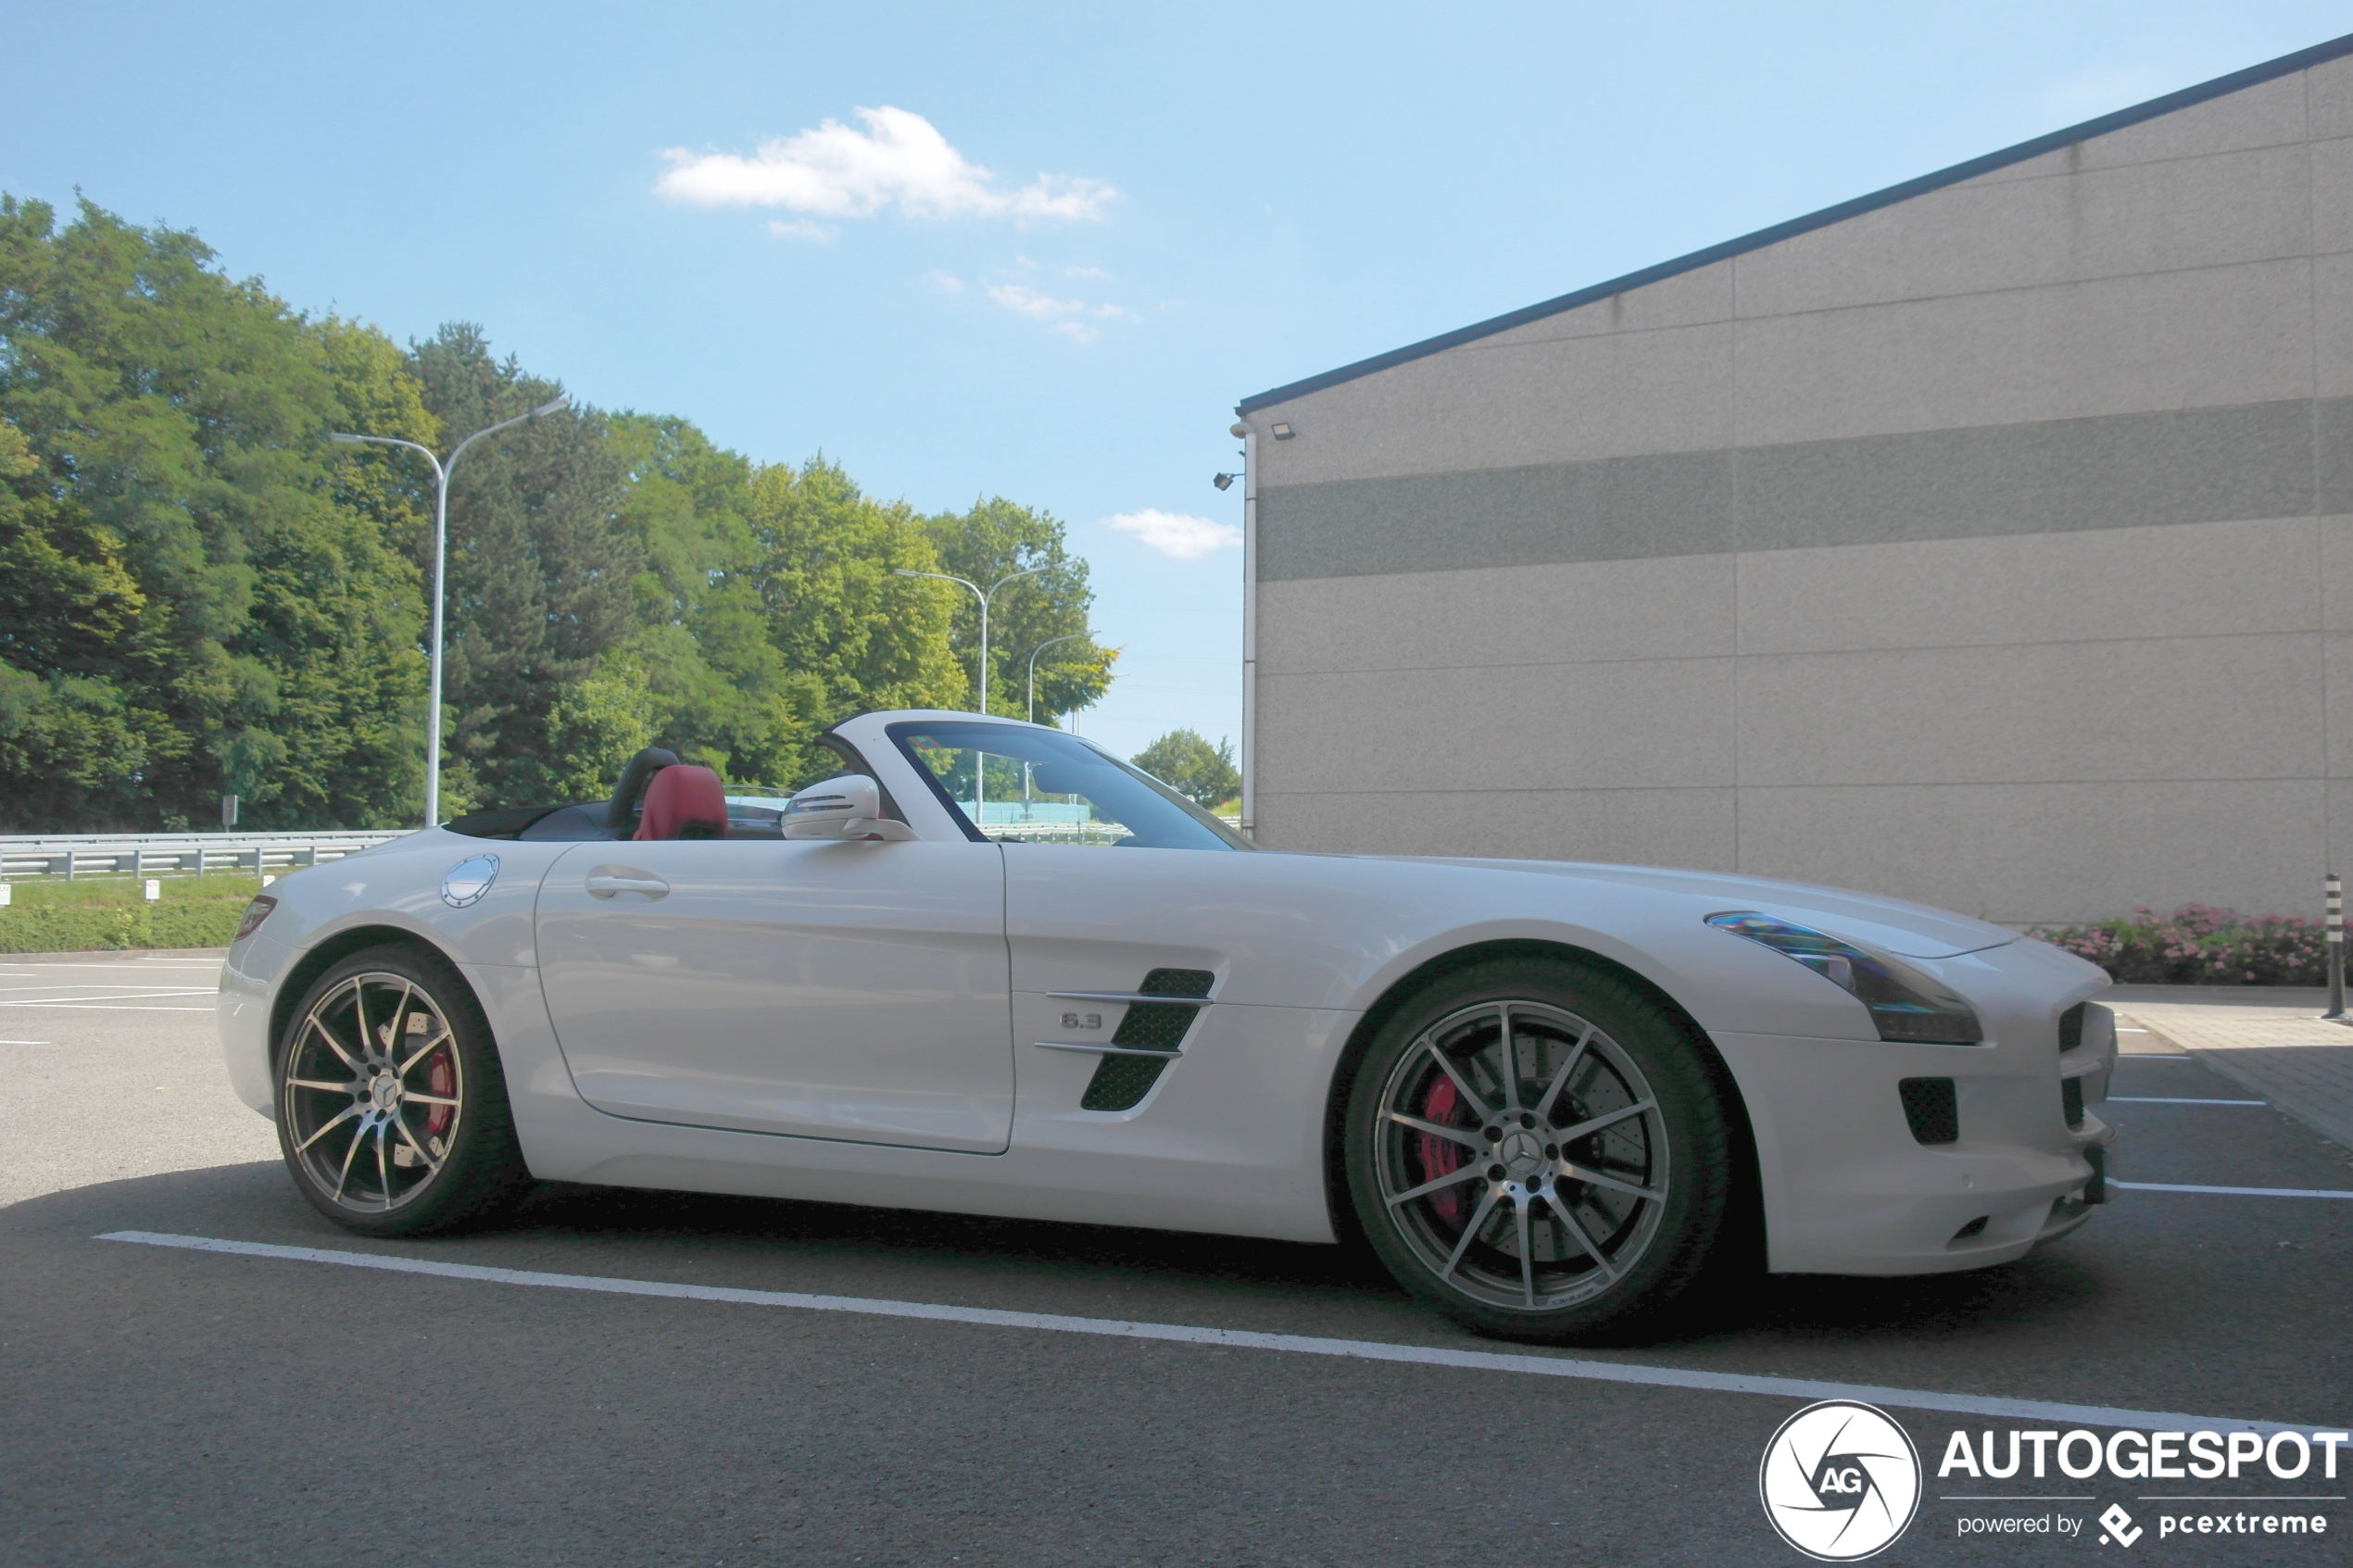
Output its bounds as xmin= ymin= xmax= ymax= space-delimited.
xmin=218 ymin=709 xmax=2117 ymax=1342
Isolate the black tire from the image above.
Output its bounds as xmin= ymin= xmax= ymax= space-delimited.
xmin=274 ymin=943 xmax=531 ymax=1236
xmin=1342 ymin=956 xmax=1737 ymax=1344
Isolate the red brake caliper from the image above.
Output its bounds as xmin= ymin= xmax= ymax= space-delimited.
xmin=1413 ymin=1073 xmax=1466 ymax=1226
xmin=426 ymin=1050 xmax=454 ymax=1140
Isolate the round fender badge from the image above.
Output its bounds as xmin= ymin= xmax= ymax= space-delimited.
xmin=1758 ymin=1400 xmax=1920 ymax=1562
xmin=440 ymin=853 xmax=500 ymax=909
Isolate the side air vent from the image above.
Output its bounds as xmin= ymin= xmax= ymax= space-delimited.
xmin=1139 ymin=968 xmax=1214 ymax=998
xmin=2061 ymin=1075 xmax=2084 ymax=1130
xmin=1108 ymin=1001 xmax=1197 ymax=1052
xmin=1078 ymin=969 xmax=1216 ymax=1111
xmin=2058 ymin=1001 xmax=2085 ymax=1055
xmin=1082 ymin=1056 xmax=1172 ymax=1111
xmin=1898 ymin=1076 xmax=1958 ymax=1146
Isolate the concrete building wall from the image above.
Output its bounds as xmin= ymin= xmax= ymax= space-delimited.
xmin=1240 ymin=46 xmax=2353 ymax=926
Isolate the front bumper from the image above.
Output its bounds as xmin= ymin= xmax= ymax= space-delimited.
xmin=1713 ymin=992 xmax=2117 ymax=1276
xmin=217 ymin=931 xmax=290 ymax=1119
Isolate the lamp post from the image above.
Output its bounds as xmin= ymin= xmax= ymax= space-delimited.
xmin=894 ymin=565 xmax=1052 ymax=716
xmin=1025 ymin=632 xmax=1089 ymax=724
xmin=2327 ymin=872 xmax=2345 ymax=1021
xmin=332 ymin=395 xmax=569 ymax=828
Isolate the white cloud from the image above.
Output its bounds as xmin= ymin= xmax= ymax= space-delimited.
xmin=658 ymin=107 xmax=1115 ymax=223
xmin=986 ymin=282 xmax=1085 ymax=319
xmin=1103 ymin=509 xmax=1242 ymax=560
xmin=985 ymin=282 xmax=1135 ymax=343
xmin=922 ymin=269 xmax=964 ymax=295
xmin=767 ymin=218 xmax=837 ymax=242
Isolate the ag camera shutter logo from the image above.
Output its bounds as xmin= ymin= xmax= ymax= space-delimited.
xmin=1759 ymin=1400 xmax=1923 ymax=1561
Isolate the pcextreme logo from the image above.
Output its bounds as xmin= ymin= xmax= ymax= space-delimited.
xmin=1759 ymin=1400 xmax=1924 ymax=1561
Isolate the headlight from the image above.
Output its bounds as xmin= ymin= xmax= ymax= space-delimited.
xmin=1705 ymin=910 xmax=1983 ymax=1045
xmin=233 ymin=896 xmax=276 ymax=943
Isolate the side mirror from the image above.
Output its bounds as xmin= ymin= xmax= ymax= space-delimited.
xmin=784 ymin=775 xmax=917 ymax=841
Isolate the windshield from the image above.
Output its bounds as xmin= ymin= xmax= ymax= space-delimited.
xmin=885 ymin=721 xmax=1250 ymax=851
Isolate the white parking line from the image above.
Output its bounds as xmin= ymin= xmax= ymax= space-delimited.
xmin=0 ymin=985 xmax=217 ymax=992
xmin=0 ymin=1005 xmax=215 ymax=1012
xmin=0 ymin=1038 xmax=53 ymax=1046
xmin=2107 ymin=1097 xmax=2269 ymax=1106
xmin=0 ymin=960 xmax=219 ymax=967
xmin=2112 ymin=1180 xmax=2353 ymax=1200
xmin=0 ymin=990 xmax=213 ymax=1005
xmin=95 ymin=1231 xmax=2342 ymax=1437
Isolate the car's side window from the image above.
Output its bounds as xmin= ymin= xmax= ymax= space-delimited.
xmin=887 ymin=721 xmax=1246 ymax=851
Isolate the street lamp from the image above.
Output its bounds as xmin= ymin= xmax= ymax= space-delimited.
xmin=1025 ymin=632 xmax=1089 ymax=724
xmin=894 ymin=564 xmax=1053 ymax=716
xmin=332 ymin=395 xmax=570 ymax=827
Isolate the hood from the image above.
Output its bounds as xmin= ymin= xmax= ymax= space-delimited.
xmin=1385 ymin=858 xmax=2019 ymax=960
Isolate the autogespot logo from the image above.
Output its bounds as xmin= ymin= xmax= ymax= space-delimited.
xmin=1759 ymin=1400 xmax=1924 ymax=1562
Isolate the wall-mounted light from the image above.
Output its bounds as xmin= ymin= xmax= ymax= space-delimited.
xmin=1270 ymin=422 xmax=1295 ymax=440
xmin=1214 ymin=437 xmax=1246 ymax=490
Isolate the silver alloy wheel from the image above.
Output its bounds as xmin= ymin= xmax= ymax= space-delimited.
xmin=281 ymin=971 xmax=465 ymax=1214
xmin=1374 ymin=998 xmax=1669 ymax=1312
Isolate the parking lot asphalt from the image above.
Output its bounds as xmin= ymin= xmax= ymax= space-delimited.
xmin=3 ymin=953 xmax=2350 ymax=1566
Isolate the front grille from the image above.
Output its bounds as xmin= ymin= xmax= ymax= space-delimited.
xmin=1898 ymin=1077 xmax=1959 ymax=1145
xmin=2061 ymin=1075 xmax=2084 ymax=1129
xmin=1081 ymin=1055 xmax=1170 ymax=1111
xmin=2058 ymin=1002 xmax=2085 ymax=1054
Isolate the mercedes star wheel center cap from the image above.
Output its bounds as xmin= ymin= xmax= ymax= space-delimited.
xmin=1500 ymin=1129 xmax=1546 ymax=1179
xmin=371 ymin=1074 xmax=400 ymax=1111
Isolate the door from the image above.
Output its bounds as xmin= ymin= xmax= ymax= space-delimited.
xmin=535 ymin=837 xmax=1013 ymax=1152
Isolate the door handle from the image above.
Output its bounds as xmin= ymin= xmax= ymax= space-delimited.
xmin=586 ymin=872 xmax=669 ymax=899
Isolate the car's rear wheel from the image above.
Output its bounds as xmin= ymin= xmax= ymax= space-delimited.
xmin=275 ymin=945 xmax=530 ymax=1235
xmin=1342 ymin=956 xmax=1738 ymax=1343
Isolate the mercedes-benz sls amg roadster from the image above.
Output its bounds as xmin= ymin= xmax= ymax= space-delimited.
xmin=218 ymin=709 xmax=2118 ymax=1342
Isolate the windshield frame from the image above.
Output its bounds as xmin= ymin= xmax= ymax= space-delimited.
xmin=883 ymin=720 xmax=1252 ymax=851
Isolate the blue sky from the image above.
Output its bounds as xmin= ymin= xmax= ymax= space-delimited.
xmin=4 ymin=1 xmax=2348 ymax=758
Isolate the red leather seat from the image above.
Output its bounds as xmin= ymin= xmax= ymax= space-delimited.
xmin=634 ymin=764 xmax=729 ymax=840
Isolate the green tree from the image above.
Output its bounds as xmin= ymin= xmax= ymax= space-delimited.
xmin=0 ymin=195 xmax=428 ymax=830
xmin=742 ymin=458 xmax=969 ymax=783
xmin=0 ymin=194 xmax=1132 ymax=826
xmin=0 ymin=414 xmax=163 ymax=810
xmin=921 ymin=496 xmax=1115 ymax=721
xmin=544 ymin=649 xmax=661 ymax=800
xmin=1130 ymin=729 xmax=1239 ymax=809
xmin=407 ymin=325 xmax=638 ymax=812
xmin=604 ymin=413 xmax=786 ymax=782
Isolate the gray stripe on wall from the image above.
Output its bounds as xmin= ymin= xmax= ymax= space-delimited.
xmin=1257 ymin=450 xmax=1734 ymax=581
xmin=1258 ymin=398 xmax=2346 ymax=582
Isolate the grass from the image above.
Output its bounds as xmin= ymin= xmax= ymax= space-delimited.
xmin=0 ymin=872 xmax=267 ymax=952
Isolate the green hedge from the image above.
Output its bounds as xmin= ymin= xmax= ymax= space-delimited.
xmin=0 ymin=897 xmax=249 ymax=953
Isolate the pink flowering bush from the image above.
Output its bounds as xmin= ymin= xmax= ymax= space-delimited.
xmin=2028 ymin=905 xmax=2327 ymax=985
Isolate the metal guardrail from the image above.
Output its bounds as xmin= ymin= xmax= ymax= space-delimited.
xmin=0 ymin=830 xmax=410 ymax=881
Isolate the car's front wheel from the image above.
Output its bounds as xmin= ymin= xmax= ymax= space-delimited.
xmin=275 ymin=945 xmax=530 ymax=1235
xmin=1343 ymin=957 xmax=1740 ymax=1343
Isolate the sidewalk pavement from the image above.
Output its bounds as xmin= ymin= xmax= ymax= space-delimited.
xmin=2104 ymin=985 xmax=2353 ymax=1153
